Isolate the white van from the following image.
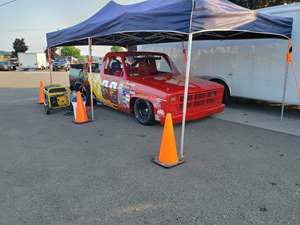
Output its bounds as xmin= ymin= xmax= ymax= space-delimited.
xmin=18 ymin=52 xmax=48 ymax=70
xmin=139 ymin=3 xmax=300 ymax=105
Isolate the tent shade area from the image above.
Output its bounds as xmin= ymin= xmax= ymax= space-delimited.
xmin=47 ymin=0 xmax=293 ymax=48
xmin=46 ymin=0 xmax=293 ymax=161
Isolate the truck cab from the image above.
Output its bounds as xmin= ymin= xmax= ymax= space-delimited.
xmin=91 ymin=51 xmax=225 ymax=125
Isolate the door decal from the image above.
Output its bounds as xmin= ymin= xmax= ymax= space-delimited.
xmin=101 ymin=80 xmax=119 ymax=105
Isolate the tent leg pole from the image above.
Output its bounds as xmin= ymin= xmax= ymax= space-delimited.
xmin=88 ymin=37 xmax=94 ymax=121
xmin=48 ymin=48 xmax=53 ymax=84
xmin=281 ymin=63 xmax=289 ymax=121
xmin=281 ymin=45 xmax=290 ymax=121
xmin=49 ymin=65 xmax=53 ymax=84
xmin=180 ymin=33 xmax=193 ymax=160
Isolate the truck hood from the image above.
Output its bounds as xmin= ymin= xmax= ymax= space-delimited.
xmin=130 ymin=74 xmax=221 ymax=94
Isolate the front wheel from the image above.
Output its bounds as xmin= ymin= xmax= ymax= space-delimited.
xmin=211 ymin=79 xmax=230 ymax=105
xmin=223 ymin=85 xmax=230 ymax=105
xmin=134 ymin=99 xmax=155 ymax=125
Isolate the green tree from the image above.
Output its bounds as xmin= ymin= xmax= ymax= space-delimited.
xmin=44 ymin=47 xmax=58 ymax=60
xmin=229 ymin=0 xmax=300 ymax=9
xmin=12 ymin=38 xmax=28 ymax=57
xmin=61 ymin=46 xmax=81 ymax=59
xmin=111 ymin=46 xmax=126 ymax=52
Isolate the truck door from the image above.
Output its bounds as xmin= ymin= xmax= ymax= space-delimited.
xmin=100 ymin=56 xmax=124 ymax=108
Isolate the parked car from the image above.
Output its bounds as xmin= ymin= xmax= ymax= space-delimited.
xmin=9 ymin=57 xmax=18 ymax=70
xmin=69 ymin=67 xmax=85 ymax=92
xmin=70 ymin=63 xmax=101 ymax=73
xmin=89 ymin=51 xmax=225 ymax=125
xmin=0 ymin=61 xmax=15 ymax=71
xmin=68 ymin=63 xmax=102 ymax=105
xmin=53 ymin=58 xmax=70 ymax=71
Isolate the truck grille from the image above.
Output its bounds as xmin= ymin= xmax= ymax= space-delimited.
xmin=178 ymin=91 xmax=217 ymax=112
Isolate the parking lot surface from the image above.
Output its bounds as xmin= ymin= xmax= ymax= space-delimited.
xmin=0 ymin=73 xmax=300 ymax=225
xmin=216 ymin=99 xmax=300 ymax=137
xmin=0 ymin=71 xmax=69 ymax=88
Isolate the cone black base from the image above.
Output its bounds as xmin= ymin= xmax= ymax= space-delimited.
xmin=72 ymin=120 xmax=91 ymax=124
xmin=152 ymin=157 xmax=184 ymax=169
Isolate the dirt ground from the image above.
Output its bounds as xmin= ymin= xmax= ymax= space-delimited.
xmin=0 ymin=71 xmax=69 ymax=88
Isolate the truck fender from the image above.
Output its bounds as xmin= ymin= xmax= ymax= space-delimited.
xmin=206 ymin=76 xmax=231 ymax=95
xmin=209 ymin=77 xmax=231 ymax=104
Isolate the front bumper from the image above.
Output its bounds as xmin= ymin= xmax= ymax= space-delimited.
xmin=159 ymin=104 xmax=225 ymax=125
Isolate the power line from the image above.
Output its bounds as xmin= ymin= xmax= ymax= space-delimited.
xmin=2 ymin=28 xmax=59 ymax=32
xmin=0 ymin=0 xmax=17 ymax=8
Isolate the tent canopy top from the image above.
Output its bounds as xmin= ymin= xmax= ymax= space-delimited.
xmin=46 ymin=0 xmax=293 ymax=48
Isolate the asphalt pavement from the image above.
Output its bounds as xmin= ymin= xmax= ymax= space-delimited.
xmin=216 ymin=98 xmax=300 ymax=137
xmin=0 ymin=87 xmax=300 ymax=225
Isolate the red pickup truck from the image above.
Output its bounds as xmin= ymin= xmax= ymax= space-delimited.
xmin=90 ymin=51 xmax=224 ymax=125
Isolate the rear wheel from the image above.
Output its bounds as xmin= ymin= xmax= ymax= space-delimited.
xmin=134 ymin=99 xmax=155 ymax=125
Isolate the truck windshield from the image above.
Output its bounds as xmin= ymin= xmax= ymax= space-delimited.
xmin=125 ymin=54 xmax=173 ymax=77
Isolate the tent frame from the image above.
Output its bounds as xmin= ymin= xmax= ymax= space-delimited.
xmin=281 ymin=40 xmax=293 ymax=121
xmin=47 ymin=48 xmax=53 ymax=84
xmin=88 ymin=37 xmax=94 ymax=121
xmin=180 ymin=33 xmax=193 ymax=159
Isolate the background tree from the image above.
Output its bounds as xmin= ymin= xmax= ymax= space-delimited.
xmin=12 ymin=38 xmax=28 ymax=57
xmin=61 ymin=46 xmax=81 ymax=59
xmin=111 ymin=46 xmax=126 ymax=52
xmin=229 ymin=0 xmax=300 ymax=9
xmin=44 ymin=47 xmax=58 ymax=61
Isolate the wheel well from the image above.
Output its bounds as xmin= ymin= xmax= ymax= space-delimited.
xmin=130 ymin=97 xmax=138 ymax=113
xmin=130 ymin=97 xmax=155 ymax=113
xmin=210 ymin=78 xmax=230 ymax=94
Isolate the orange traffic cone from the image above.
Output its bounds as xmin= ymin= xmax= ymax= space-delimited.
xmin=73 ymin=91 xmax=89 ymax=124
xmin=152 ymin=113 xmax=184 ymax=168
xmin=38 ymin=80 xmax=45 ymax=104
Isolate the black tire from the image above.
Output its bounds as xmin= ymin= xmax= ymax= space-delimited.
xmin=134 ymin=99 xmax=155 ymax=125
xmin=211 ymin=80 xmax=230 ymax=105
xmin=223 ymin=85 xmax=230 ymax=105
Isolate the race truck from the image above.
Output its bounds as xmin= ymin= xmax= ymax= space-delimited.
xmin=89 ymin=51 xmax=225 ymax=125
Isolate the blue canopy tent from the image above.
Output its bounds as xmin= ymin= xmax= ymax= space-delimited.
xmin=47 ymin=0 xmax=292 ymax=47
xmin=47 ymin=0 xmax=293 ymax=160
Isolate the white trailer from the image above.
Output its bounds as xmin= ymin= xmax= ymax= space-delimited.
xmin=18 ymin=52 xmax=48 ymax=70
xmin=139 ymin=3 xmax=300 ymax=106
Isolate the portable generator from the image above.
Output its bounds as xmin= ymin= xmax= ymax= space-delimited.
xmin=43 ymin=84 xmax=71 ymax=114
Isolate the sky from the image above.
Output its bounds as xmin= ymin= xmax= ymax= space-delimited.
xmin=0 ymin=0 xmax=143 ymax=56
